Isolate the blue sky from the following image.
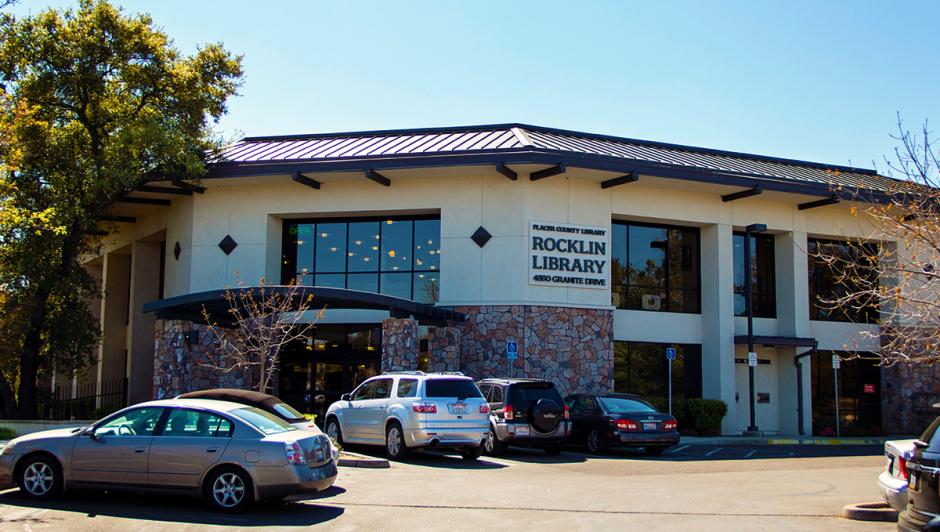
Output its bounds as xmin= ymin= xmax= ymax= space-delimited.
xmin=11 ymin=1 xmax=940 ymax=172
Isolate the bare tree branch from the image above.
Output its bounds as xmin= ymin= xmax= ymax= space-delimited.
xmin=200 ymin=276 xmax=324 ymax=393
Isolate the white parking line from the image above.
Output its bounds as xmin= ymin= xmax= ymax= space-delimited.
xmin=705 ymin=447 xmax=722 ymax=456
xmin=745 ymin=450 xmax=756 ymax=458
xmin=667 ymin=445 xmax=689 ymax=454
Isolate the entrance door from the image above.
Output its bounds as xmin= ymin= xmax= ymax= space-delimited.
xmin=278 ymin=324 xmax=381 ymax=422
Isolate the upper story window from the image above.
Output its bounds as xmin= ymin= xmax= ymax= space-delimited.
xmin=807 ymin=238 xmax=879 ymax=323
xmin=733 ymin=233 xmax=776 ymax=318
xmin=611 ymin=221 xmax=700 ymax=313
xmin=281 ymin=216 xmax=440 ymax=303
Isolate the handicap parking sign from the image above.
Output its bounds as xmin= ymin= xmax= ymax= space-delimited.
xmin=665 ymin=347 xmax=677 ymax=361
xmin=507 ymin=341 xmax=518 ymax=361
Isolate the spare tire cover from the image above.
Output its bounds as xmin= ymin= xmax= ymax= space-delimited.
xmin=530 ymin=398 xmax=562 ymax=433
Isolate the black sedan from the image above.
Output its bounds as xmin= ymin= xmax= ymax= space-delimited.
xmin=564 ymin=393 xmax=679 ymax=455
xmin=177 ymin=388 xmax=319 ymax=431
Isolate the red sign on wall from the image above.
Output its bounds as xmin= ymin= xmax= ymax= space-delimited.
xmin=863 ymin=384 xmax=876 ymax=394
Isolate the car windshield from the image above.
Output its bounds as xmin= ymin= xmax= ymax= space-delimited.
xmin=920 ymin=416 xmax=940 ymax=449
xmin=598 ymin=397 xmax=657 ymax=414
xmin=230 ymin=407 xmax=296 ymax=435
xmin=272 ymin=402 xmax=305 ymax=421
xmin=425 ymin=379 xmax=483 ymax=399
xmin=508 ymin=383 xmax=562 ymax=406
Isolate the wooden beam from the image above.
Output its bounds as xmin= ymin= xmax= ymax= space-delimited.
xmin=171 ymin=180 xmax=206 ymax=193
xmin=117 ymin=196 xmax=171 ymax=206
xmin=136 ymin=185 xmax=192 ymax=196
xmin=798 ymin=195 xmax=840 ymax=211
xmin=292 ymin=171 xmax=321 ymax=190
xmin=495 ymin=162 xmax=517 ymax=181
xmin=530 ymin=163 xmax=567 ymax=181
xmin=722 ymin=185 xmax=763 ymax=202
xmin=600 ymin=173 xmax=638 ymax=189
xmin=365 ymin=168 xmax=391 ymax=186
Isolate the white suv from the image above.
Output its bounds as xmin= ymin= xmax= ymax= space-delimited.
xmin=323 ymin=372 xmax=490 ymax=460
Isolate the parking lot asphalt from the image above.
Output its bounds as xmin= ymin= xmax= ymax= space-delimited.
xmin=0 ymin=444 xmax=892 ymax=531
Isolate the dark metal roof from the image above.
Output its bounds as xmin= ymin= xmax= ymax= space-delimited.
xmin=143 ymin=286 xmax=465 ymax=327
xmin=212 ymin=123 xmax=903 ymax=197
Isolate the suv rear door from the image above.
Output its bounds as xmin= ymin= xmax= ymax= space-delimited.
xmin=361 ymin=377 xmax=393 ymax=442
xmin=508 ymin=382 xmax=565 ymax=430
xmin=421 ymin=378 xmax=487 ymax=430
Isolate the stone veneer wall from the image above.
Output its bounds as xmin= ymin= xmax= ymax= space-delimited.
xmin=427 ymin=324 xmax=461 ymax=373
xmin=882 ymin=361 xmax=940 ymax=434
xmin=454 ymin=305 xmax=613 ymax=397
xmin=153 ymin=319 xmax=247 ymax=399
xmin=381 ymin=317 xmax=419 ymax=372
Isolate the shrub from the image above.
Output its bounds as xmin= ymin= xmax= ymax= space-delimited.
xmin=677 ymin=399 xmax=728 ymax=436
xmin=0 ymin=426 xmax=16 ymax=440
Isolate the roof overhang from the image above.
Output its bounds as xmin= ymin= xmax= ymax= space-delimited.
xmin=143 ymin=286 xmax=465 ymax=327
xmin=207 ymin=148 xmax=895 ymax=205
xmin=734 ymin=335 xmax=818 ymax=348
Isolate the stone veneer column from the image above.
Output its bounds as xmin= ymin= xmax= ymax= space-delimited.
xmin=381 ymin=317 xmax=419 ymax=372
xmin=427 ymin=325 xmax=461 ymax=373
xmin=152 ymin=319 xmax=247 ymax=399
xmin=455 ymin=305 xmax=612 ymax=397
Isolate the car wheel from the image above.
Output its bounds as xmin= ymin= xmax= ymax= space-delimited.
xmin=17 ymin=455 xmax=62 ymax=499
xmin=483 ymin=427 xmax=507 ymax=456
xmin=205 ymin=466 xmax=254 ymax=512
xmin=586 ymin=429 xmax=607 ymax=454
xmin=325 ymin=418 xmax=343 ymax=446
xmin=645 ymin=446 xmax=667 ymax=456
xmin=544 ymin=441 xmax=563 ymax=456
xmin=461 ymin=446 xmax=483 ymax=460
xmin=385 ymin=422 xmax=408 ymax=460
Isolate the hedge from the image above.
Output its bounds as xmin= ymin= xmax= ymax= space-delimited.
xmin=648 ymin=397 xmax=728 ymax=436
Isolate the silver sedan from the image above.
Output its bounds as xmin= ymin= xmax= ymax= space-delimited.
xmin=0 ymin=398 xmax=337 ymax=512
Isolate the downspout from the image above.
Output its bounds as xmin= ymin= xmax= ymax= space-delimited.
xmin=794 ymin=343 xmax=818 ymax=436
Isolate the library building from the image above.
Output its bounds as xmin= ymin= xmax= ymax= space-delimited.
xmin=79 ymin=123 xmax=939 ymax=436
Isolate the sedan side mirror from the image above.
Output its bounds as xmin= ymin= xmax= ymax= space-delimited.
xmin=83 ymin=427 xmax=99 ymax=440
xmin=341 ymin=393 xmax=351 ymax=401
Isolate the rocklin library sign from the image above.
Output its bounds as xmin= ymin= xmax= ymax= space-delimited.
xmin=81 ymin=123 xmax=937 ymax=436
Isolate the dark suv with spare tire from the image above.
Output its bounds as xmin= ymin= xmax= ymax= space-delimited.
xmin=477 ymin=378 xmax=569 ymax=456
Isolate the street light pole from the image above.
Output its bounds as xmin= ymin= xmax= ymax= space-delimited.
xmin=744 ymin=223 xmax=766 ymax=435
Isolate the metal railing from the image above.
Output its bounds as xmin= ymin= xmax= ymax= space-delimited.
xmin=38 ymin=378 xmax=127 ymax=421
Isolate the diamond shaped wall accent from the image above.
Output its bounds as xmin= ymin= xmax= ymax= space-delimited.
xmin=471 ymin=226 xmax=492 ymax=248
xmin=173 ymin=241 xmax=181 ymax=261
xmin=218 ymin=235 xmax=238 ymax=255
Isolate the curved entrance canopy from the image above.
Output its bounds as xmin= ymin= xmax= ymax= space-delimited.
xmin=143 ymin=285 xmax=464 ymax=327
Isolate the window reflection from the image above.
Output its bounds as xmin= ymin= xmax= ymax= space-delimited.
xmin=282 ymin=217 xmax=440 ymax=302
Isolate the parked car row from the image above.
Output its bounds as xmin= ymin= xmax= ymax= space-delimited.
xmin=323 ymin=372 xmax=680 ymax=461
xmin=0 ymin=394 xmax=338 ymax=513
xmin=895 ymin=402 xmax=940 ymax=532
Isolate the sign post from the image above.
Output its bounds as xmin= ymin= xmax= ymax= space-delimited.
xmin=665 ymin=347 xmax=677 ymax=415
xmin=507 ymin=341 xmax=518 ymax=378
xmin=832 ymin=355 xmax=841 ymax=438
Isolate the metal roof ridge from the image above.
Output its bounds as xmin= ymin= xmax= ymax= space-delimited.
xmin=241 ymin=123 xmax=524 ymax=143
xmin=510 ymin=126 xmax=534 ymax=147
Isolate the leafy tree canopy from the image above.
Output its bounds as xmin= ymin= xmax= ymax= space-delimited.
xmin=0 ymin=0 xmax=243 ymax=417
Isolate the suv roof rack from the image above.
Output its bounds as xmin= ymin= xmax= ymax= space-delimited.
xmin=382 ymin=371 xmax=426 ymax=376
xmin=427 ymin=371 xmax=465 ymax=376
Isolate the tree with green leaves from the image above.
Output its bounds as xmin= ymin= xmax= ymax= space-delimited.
xmin=0 ymin=0 xmax=242 ymax=418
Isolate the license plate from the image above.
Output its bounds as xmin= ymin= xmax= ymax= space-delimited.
xmin=515 ymin=425 xmax=530 ymax=436
xmin=643 ymin=422 xmax=658 ymax=431
xmin=448 ymin=402 xmax=468 ymax=414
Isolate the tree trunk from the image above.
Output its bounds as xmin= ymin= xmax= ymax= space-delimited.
xmin=0 ymin=375 xmax=17 ymax=419
xmin=16 ymin=286 xmax=48 ymax=419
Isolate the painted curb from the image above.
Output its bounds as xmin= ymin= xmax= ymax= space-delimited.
xmin=841 ymin=502 xmax=899 ymax=522
xmin=337 ymin=452 xmax=390 ymax=469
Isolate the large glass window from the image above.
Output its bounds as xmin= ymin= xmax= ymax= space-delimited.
xmin=810 ymin=352 xmax=882 ymax=436
xmin=613 ymin=342 xmax=702 ymax=406
xmin=807 ymin=239 xmax=879 ymax=323
xmin=611 ymin=222 xmax=700 ymax=313
xmin=733 ymin=233 xmax=776 ymax=318
xmin=282 ymin=216 xmax=440 ymax=303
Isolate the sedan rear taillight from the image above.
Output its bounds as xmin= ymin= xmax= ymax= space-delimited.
xmin=898 ymin=456 xmax=909 ymax=481
xmin=615 ymin=419 xmax=638 ymax=431
xmin=564 ymin=404 xmax=570 ymax=420
xmin=285 ymin=441 xmax=304 ymax=465
xmin=663 ymin=420 xmax=677 ymax=431
xmin=413 ymin=402 xmax=437 ymax=414
xmin=480 ymin=403 xmax=491 ymax=414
